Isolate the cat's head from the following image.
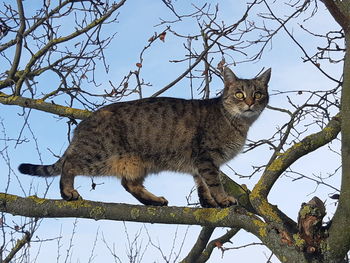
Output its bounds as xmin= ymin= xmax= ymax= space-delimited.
xmin=221 ymin=67 xmax=271 ymax=122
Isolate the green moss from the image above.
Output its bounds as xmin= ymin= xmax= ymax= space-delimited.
xmin=63 ymin=106 xmax=91 ymax=118
xmin=193 ymin=208 xmax=229 ymax=223
xmin=267 ymin=158 xmax=284 ymax=172
xmin=28 ymin=195 xmax=46 ymax=204
xmin=260 ymin=200 xmax=281 ymax=223
xmin=183 ymin=207 xmax=191 ymax=214
xmin=299 ymin=205 xmax=312 ymax=219
xmin=253 ymin=219 xmax=268 ymax=237
xmin=147 ymin=207 xmax=157 ymax=216
xmin=259 ymin=227 xmax=267 ymax=237
xmin=54 ymin=199 xmax=92 ymax=209
xmin=250 ymin=181 xmax=266 ymax=201
xmin=0 ymin=93 xmax=19 ymax=104
xmin=293 ymin=233 xmax=306 ymax=248
xmin=89 ymin=206 xmax=106 ymax=219
xmin=0 ymin=193 xmax=19 ymax=202
xmin=131 ymin=208 xmax=140 ymax=219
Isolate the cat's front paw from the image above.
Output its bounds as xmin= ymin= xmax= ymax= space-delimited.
xmin=61 ymin=189 xmax=81 ymax=201
xmin=158 ymin=196 xmax=169 ymax=206
xmin=147 ymin=196 xmax=169 ymax=206
xmin=216 ymin=195 xmax=237 ymax=208
xmin=199 ymin=195 xmax=219 ymax=208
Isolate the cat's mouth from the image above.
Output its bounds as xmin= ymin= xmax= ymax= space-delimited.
xmin=244 ymin=109 xmax=254 ymax=113
xmin=242 ymin=109 xmax=258 ymax=117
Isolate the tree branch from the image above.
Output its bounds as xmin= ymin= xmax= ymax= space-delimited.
xmin=0 ymin=193 xmax=315 ymax=262
xmin=195 ymin=228 xmax=240 ymax=263
xmin=3 ymin=231 xmax=31 ymax=263
xmin=14 ymin=0 xmax=127 ymax=94
xmin=320 ymin=0 xmax=350 ymax=31
xmin=180 ymin=226 xmax=215 ymax=263
xmin=0 ymin=91 xmax=91 ymax=120
xmin=326 ymin=10 xmax=350 ymax=260
xmin=0 ymin=193 xmax=262 ymax=231
xmin=7 ymin=0 xmax=26 ymax=82
xmin=250 ymin=113 xmax=341 ymax=222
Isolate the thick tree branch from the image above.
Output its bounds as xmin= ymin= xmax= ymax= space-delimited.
xmin=321 ymin=0 xmax=350 ymax=31
xmin=180 ymin=226 xmax=215 ymax=263
xmin=327 ymin=24 xmax=350 ymax=262
xmin=0 ymin=193 xmax=316 ymax=262
xmin=0 ymin=193 xmax=262 ymax=231
xmin=250 ymin=113 xmax=341 ymax=223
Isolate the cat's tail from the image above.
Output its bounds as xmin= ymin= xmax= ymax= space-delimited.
xmin=18 ymin=160 xmax=62 ymax=177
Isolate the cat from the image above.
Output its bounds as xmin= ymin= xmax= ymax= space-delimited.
xmin=18 ymin=67 xmax=271 ymax=208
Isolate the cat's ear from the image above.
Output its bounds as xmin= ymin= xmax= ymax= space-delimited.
xmin=223 ymin=67 xmax=238 ymax=84
xmin=256 ymin=68 xmax=271 ymax=85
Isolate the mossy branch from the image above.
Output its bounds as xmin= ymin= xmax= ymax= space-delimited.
xmin=0 ymin=193 xmax=263 ymax=231
xmin=0 ymin=192 xmax=315 ymax=262
xmin=0 ymin=91 xmax=91 ymax=119
xmin=250 ymin=113 xmax=341 ymax=223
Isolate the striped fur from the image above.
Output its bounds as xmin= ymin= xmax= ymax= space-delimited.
xmin=18 ymin=67 xmax=271 ymax=207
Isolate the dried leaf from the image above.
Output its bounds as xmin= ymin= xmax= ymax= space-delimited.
xmin=217 ymin=58 xmax=226 ymax=72
xmin=159 ymin=32 xmax=166 ymax=42
xmin=148 ymin=35 xmax=155 ymax=42
xmin=215 ymin=241 xmax=223 ymax=249
xmin=136 ymin=63 xmax=142 ymax=68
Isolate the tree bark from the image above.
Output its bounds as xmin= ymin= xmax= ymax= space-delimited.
xmin=320 ymin=1 xmax=350 ymax=262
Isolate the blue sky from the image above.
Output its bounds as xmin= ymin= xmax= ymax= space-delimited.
xmin=0 ymin=0 xmax=343 ymax=262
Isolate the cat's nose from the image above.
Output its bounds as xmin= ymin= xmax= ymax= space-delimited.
xmin=245 ymin=98 xmax=254 ymax=107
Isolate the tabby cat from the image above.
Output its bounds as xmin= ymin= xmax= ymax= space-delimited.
xmin=19 ymin=67 xmax=271 ymax=208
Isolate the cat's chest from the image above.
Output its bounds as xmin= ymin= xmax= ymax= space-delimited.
xmin=220 ymin=133 xmax=246 ymax=161
xmin=198 ymin=122 xmax=248 ymax=163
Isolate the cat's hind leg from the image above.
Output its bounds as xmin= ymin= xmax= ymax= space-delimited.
xmin=121 ymin=177 xmax=168 ymax=206
xmin=106 ymin=155 xmax=168 ymax=206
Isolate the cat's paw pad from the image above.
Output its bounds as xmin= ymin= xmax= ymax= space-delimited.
xmin=61 ymin=189 xmax=81 ymax=201
xmin=217 ymin=195 xmax=238 ymax=208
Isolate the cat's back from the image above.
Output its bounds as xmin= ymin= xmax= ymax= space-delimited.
xmin=75 ymin=97 xmax=219 ymax=152
xmin=91 ymin=96 xmax=217 ymax=127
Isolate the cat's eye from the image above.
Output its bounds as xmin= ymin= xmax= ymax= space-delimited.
xmin=234 ymin=92 xmax=245 ymax=100
xmin=254 ymin=92 xmax=263 ymax=100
